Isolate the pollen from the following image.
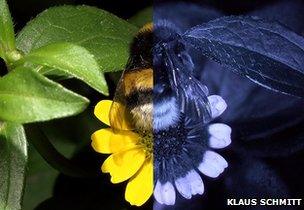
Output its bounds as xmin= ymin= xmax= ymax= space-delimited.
xmin=154 ymin=123 xmax=187 ymax=161
xmin=137 ymin=130 xmax=153 ymax=157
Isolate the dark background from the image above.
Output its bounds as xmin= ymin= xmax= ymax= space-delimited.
xmin=9 ymin=0 xmax=283 ymax=31
xmin=3 ymin=0 xmax=304 ymax=210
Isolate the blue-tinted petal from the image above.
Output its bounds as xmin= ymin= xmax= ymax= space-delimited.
xmin=208 ymin=123 xmax=232 ymax=149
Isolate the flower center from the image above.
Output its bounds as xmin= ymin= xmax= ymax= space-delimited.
xmin=137 ymin=130 xmax=153 ymax=157
xmin=154 ymin=122 xmax=188 ymax=161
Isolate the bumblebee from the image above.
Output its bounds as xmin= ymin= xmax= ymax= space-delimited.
xmin=109 ymin=23 xmax=153 ymax=131
xmin=109 ymin=21 xmax=211 ymax=132
xmin=153 ymin=21 xmax=211 ymax=131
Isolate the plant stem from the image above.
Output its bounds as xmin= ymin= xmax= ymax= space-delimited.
xmin=26 ymin=124 xmax=94 ymax=178
xmin=5 ymin=50 xmax=23 ymax=71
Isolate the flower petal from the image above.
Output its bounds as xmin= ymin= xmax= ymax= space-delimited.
xmin=154 ymin=180 xmax=164 ymax=205
xmin=125 ymin=159 xmax=153 ymax=206
xmin=208 ymin=95 xmax=227 ymax=118
xmin=91 ymin=128 xmax=139 ymax=154
xmin=208 ymin=123 xmax=232 ymax=149
xmin=94 ymin=100 xmax=112 ymax=126
xmin=101 ymin=149 xmax=145 ymax=183
xmin=154 ymin=181 xmax=176 ymax=205
xmin=175 ymin=176 xmax=192 ymax=199
xmin=198 ymin=160 xmax=221 ymax=178
xmin=186 ymin=170 xmax=204 ymax=196
xmin=198 ymin=151 xmax=228 ymax=178
xmin=162 ymin=182 xmax=176 ymax=205
xmin=109 ymin=101 xmax=134 ymax=130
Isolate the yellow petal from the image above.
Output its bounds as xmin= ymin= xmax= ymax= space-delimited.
xmin=125 ymin=159 xmax=153 ymax=206
xmin=109 ymin=101 xmax=134 ymax=131
xmin=94 ymin=100 xmax=112 ymax=126
xmin=91 ymin=128 xmax=139 ymax=154
xmin=102 ymin=149 xmax=145 ymax=184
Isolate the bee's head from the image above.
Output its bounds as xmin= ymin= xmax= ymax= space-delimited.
xmin=128 ymin=23 xmax=153 ymax=69
xmin=153 ymin=21 xmax=194 ymax=130
xmin=153 ymin=21 xmax=194 ymax=70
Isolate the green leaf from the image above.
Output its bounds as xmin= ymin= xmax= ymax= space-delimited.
xmin=20 ymin=42 xmax=108 ymax=95
xmin=0 ymin=122 xmax=28 ymax=210
xmin=19 ymin=62 xmax=72 ymax=80
xmin=0 ymin=66 xmax=89 ymax=123
xmin=16 ymin=5 xmax=138 ymax=72
xmin=129 ymin=7 xmax=152 ymax=28
xmin=26 ymin=65 xmax=73 ymax=80
xmin=0 ymin=0 xmax=16 ymax=58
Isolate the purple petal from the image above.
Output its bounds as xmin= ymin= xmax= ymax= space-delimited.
xmin=208 ymin=123 xmax=232 ymax=149
xmin=208 ymin=95 xmax=227 ymax=118
xmin=198 ymin=151 xmax=228 ymax=178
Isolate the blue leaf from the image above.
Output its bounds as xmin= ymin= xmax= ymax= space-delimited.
xmin=183 ymin=16 xmax=304 ymax=98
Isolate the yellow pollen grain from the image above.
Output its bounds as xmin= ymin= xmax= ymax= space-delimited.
xmin=137 ymin=130 xmax=153 ymax=157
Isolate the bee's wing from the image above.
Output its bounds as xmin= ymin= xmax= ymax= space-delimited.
xmin=164 ymin=49 xmax=212 ymax=124
xmin=109 ymin=72 xmax=134 ymax=131
xmin=179 ymin=77 xmax=211 ymax=124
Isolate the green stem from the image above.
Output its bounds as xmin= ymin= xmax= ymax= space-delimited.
xmin=26 ymin=124 xmax=93 ymax=178
xmin=5 ymin=50 xmax=23 ymax=71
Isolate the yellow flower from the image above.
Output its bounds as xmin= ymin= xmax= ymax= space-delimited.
xmin=91 ymin=100 xmax=153 ymax=206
